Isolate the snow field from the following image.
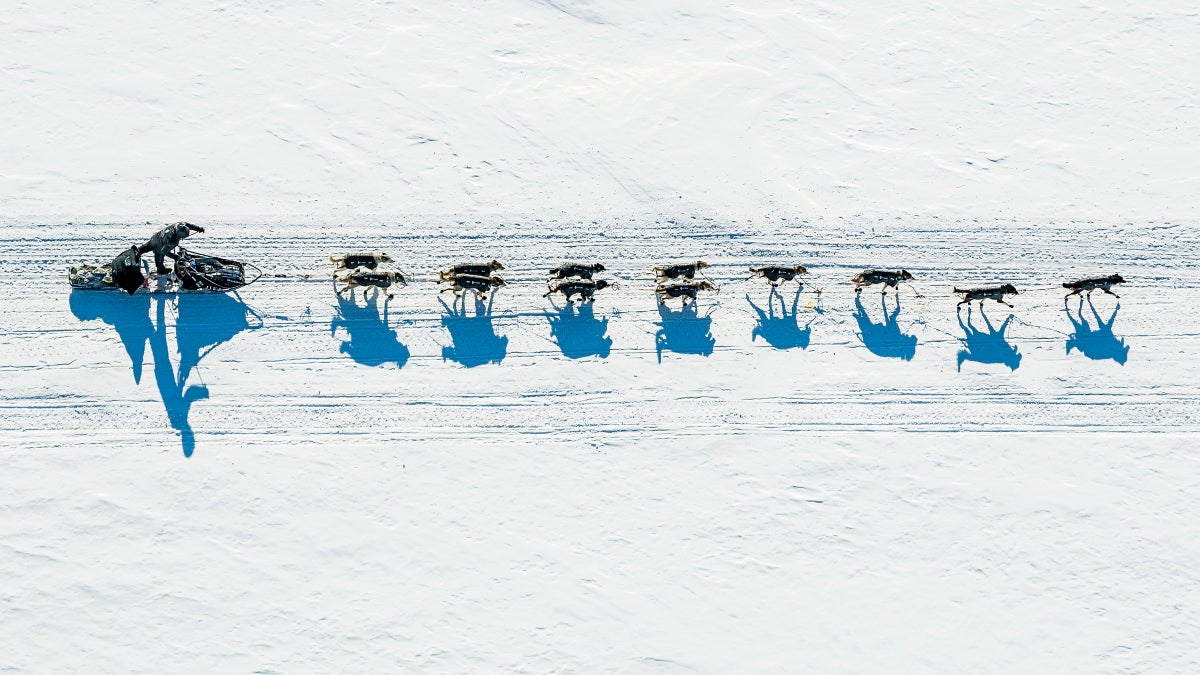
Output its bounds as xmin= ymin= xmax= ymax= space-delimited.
xmin=1 ymin=218 xmax=1198 ymax=670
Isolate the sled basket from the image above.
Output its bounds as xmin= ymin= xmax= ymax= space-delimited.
xmin=174 ymin=248 xmax=263 ymax=291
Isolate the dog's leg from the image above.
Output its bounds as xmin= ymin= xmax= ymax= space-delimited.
xmin=1104 ymin=288 xmax=1120 ymax=298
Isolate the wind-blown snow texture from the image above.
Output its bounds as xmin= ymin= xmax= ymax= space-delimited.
xmin=3 ymin=1 xmax=1200 ymax=673
xmin=3 ymin=1 xmax=1198 ymax=219
xmin=4 ymin=220 xmax=1200 ymax=672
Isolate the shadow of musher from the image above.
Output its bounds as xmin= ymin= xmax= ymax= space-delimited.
xmin=440 ymin=294 xmax=508 ymax=367
xmin=545 ymin=300 xmax=612 ymax=359
xmin=1065 ymin=296 xmax=1129 ymax=364
xmin=746 ymin=287 xmax=815 ymax=350
xmin=70 ymin=290 xmax=260 ymax=458
xmin=331 ymin=285 xmax=410 ymax=368
xmin=956 ymin=304 xmax=1021 ymax=371
xmin=655 ymin=302 xmax=715 ymax=363
xmin=853 ymin=294 xmax=917 ymax=361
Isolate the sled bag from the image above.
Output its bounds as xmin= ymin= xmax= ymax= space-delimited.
xmin=111 ymin=246 xmax=145 ymax=295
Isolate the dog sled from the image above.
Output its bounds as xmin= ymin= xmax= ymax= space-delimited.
xmin=69 ymin=247 xmax=263 ymax=294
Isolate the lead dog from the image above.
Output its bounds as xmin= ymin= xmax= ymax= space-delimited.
xmin=852 ymin=269 xmax=914 ymax=294
xmin=330 ymin=252 xmax=394 ymax=271
xmin=438 ymin=260 xmax=505 ymax=283
xmin=954 ymin=283 xmax=1019 ymax=308
xmin=1064 ymin=274 xmax=1124 ymax=298
xmin=440 ymin=273 xmax=507 ymax=300
xmin=336 ymin=269 xmax=408 ymax=297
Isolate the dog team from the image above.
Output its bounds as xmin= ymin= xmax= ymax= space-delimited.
xmin=330 ymin=251 xmax=1125 ymax=308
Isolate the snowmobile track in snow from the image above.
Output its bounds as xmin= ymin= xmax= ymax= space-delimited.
xmin=1 ymin=219 xmax=1197 ymax=455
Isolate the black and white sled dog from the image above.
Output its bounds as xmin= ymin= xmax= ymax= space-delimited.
xmin=438 ymin=260 xmax=505 ymax=283
xmin=544 ymin=279 xmax=615 ymax=304
xmin=549 ymin=262 xmax=606 ymax=281
xmin=654 ymin=279 xmax=717 ymax=305
xmin=748 ymin=265 xmax=811 ymax=288
xmin=954 ymin=283 xmax=1019 ymax=308
xmin=653 ymin=261 xmax=708 ymax=282
xmin=330 ymin=252 xmax=394 ymax=271
xmin=336 ymin=269 xmax=408 ymax=297
xmin=852 ymin=269 xmax=914 ymax=294
xmin=440 ymin=273 xmax=507 ymax=300
xmin=1063 ymin=274 xmax=1125 ymax=298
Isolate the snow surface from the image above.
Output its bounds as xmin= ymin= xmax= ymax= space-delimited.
xmin=3 ymin=0 xmax=1199 ymax=219
xmin=3 ymin=1 xmax=1200 ymax=673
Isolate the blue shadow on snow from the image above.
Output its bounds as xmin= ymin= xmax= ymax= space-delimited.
xmin=1064 ymin=296 xmax=1129 ymax=364
xmin=330 ymin=286 xmax=410 ymax=368
xmin=654 ymin=302 xmax=715 ymax=363
xmin=70 ymin=291 xmax=153 ymax=383
xmin=70 ymin=289 xmax=260 ymax=458
xmin=440 ymin=295 xmax=508 ymax=367
xmin=545 ymin=301 xmax=612 ymax=359
xmin=956 ymin=305 xmax=1021 ymax=371
xmin=746 ymin=287 xmax=815 ymax=350
xmin=853 ymin=294 xmax=917 ymax=361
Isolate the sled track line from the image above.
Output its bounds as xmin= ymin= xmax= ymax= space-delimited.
xmin=3 ymin=221 xmax=1197 ymax=455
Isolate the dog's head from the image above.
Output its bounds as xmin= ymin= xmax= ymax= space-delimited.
xmin=594 ymin=280 xmax=611 ymax=291
xmin=378 ymin=252 xmax=395 ymax=264
xmin=489 ymin=259 xmax=505 ymax=271
xmin=490 ymin=275 xmax=507 ymax=287
xmin=900 ymin=270 xmax=914 ymax=281
xmin=697 ymin=280 xmax=717 ymax=292
xmin=1110 ymin=273 xmax=1125 ymax=284
xmin=794 ymin=265 xmax=809 ymax=275
xmin=592 ymin=262 xmax=606 ymax=272
xmin=695 ymin=260 xmax=709 ymax=270
xmin=1002 ymin=283 xmax=1019 ymax=295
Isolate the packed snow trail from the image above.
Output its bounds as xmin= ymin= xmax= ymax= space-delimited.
xmin=1 ymin=218 xmax=1199 ymax=672
xmin=1 ymin=219 xmax=1197 ymax=454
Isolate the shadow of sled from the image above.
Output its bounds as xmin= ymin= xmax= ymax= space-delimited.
xmin=545 ymin=301 xmax=612 ymax=359
xmin=331 ymin=286 xmax=410 ymax=368
xmin=747 ymin=287 xmax=815 ymax=350
xmin=440 ymin=295 xmax=508 ymax=367
xmin=655 ymin=302 xmax=715 ymax=363
xmin=1065 ymin=296 xmax=1129 ymax=364
xmin=70 ymin=291 xmax=153 ymax=383
xmin=70 ymin=290 xmax=261 ymax=458
xmin=956 ymin=305 xmax=1021 ymax=371
xmin=853 ymin=294 xmax=917 ymax=361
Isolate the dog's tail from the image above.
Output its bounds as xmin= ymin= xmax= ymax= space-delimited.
xmin=952 ymin=287 xmax=966 ymax=295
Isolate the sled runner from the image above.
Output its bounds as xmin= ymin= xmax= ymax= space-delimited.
xmin=69 ymin=247 xmax=262 ymax=293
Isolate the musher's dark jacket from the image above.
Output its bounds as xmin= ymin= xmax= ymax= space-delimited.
xmin=138 ymin=222 xmax=204 ymax=273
